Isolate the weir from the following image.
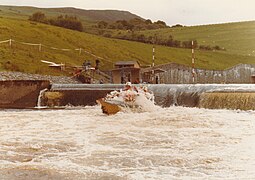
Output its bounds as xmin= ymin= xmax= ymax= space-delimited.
xmin=148 ymin=84 xmax=255 ymax=108
xmin=1 ymin=82 xmax=255 ymax=110
xmin=47 ymin=84 xmax=255 ymax=110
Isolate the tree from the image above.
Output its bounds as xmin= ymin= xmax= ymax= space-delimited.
xmin=51 ymin=15 xmax=83 ymax=32
xmin=154 ymin=20 xmax=167 ymax=27
xmin=182 ymin=40 xmax=198 ymax=49
xmin=29 ymin=12 xmax=46 ymax=23
xmin=166 ymin=35 xmax=174 ymax=46
xmin=97 ymin=21 xmax=108 ymax=29
xmin=145 ymin=19 xmax=153 ymax=24
xmin=213 ymin=45 xmax=221 ymax=50
xmin=29 ymin=13 xmax=83 ymax=31
xmin=172 ymin=24 xmax=184 ymax=28
xmin=137 ymin=34 xmax=146 ymax=42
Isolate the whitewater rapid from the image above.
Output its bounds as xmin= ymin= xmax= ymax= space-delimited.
xmin=0 ymin=106 xmax=255 ymax=179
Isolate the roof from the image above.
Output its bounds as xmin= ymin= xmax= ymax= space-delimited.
xmin=142 ymin=68 xmax=166 ymax=74
xmin=115 ymin=61 xmax=140 ymax=66
xmin=112 ymin=67 xmax=140 ymax=71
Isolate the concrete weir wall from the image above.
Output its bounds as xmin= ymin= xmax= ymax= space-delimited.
xmin=2 ymin=82 xmax=255 ymax=111
xmin=42 ymin=84 xmax=124 ymax=107
xmin=45 ymin=84 xmax=255 ymax=111
xmin=0 ymin=80 xmax=50 ymax=108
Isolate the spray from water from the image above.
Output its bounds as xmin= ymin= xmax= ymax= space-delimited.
xmin=134 ymin=93 xmax=159 ymax=112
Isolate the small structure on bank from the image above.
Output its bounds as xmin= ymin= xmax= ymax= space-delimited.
xmin=141 ymin=67 xmax=166 ymax=84
xmin=112 ymin=61 xmax=141 ymax=84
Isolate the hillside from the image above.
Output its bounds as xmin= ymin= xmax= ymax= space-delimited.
xmin=0 ymin=5 xmax=144 ymax=35
xmin=1 ymin=16 xmax=255 ymax=76
xmin=0 ymin=5 xmax=143 ymax=23
xmin=137 ymin=21 xmax=255 ymax=57
xmin=1 ymin=5 xmax=254 ymax=60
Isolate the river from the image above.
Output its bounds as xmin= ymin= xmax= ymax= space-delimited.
xmin=0 ymin=106 xmax=255 ymax=179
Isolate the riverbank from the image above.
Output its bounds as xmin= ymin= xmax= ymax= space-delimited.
xmin=0 ymin=71 xmax=80 ymax=84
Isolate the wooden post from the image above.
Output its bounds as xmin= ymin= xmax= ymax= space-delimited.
xmin=9 ymin=39 xmax=12 ymax=48
xmin=39 ymin=44 xmax=42 ymax=52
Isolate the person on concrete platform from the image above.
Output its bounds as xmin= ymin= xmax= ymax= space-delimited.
xmin=123 ymin=82 xmax=138 ymax=92
xmin=133 ymin=78 xmax=140 ymax=84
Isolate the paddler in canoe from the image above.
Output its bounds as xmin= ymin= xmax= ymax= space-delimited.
xmin=96 ymin=82 xmax=139 ymax=115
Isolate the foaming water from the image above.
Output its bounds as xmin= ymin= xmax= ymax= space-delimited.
xmin=0 ymin=106 xmax=255 ymax=179
xmin=199 ymin=92 xmax=255 ymax=110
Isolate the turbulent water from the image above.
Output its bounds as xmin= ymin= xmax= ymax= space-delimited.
xmin=0 ymin=106 xmax=255 ymax=180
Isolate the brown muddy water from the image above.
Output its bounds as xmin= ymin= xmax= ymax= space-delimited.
xmin=0 ymin=106 xmax=255 ymax=179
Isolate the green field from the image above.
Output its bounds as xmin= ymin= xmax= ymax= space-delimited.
xmin=139 ymin=21 xmax=255 ymax=57
xmin=0 ymin=7 xmax=255 ymax=75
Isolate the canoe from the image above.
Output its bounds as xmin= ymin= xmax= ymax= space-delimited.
xmin=96 ymin=98 xmax=121 ymax=115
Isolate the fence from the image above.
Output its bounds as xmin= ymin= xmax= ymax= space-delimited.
xmin=0 ymin=39 xmax=113 ymax=64
xmin=153 ymin=63 xmax=255 ymax=84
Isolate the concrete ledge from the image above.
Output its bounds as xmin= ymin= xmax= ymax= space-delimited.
xmin=42 ymin=90 xmax=112 ymax=107
xmin=0 ymin=80 xmax=50 ymax=108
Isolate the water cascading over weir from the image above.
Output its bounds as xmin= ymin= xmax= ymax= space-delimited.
xmin=149 ymin=84 xmax=255 ymax=110
xmin=41 ymin=84 xmax=255 ymax=111
xmin=1 ymin=80 xmax=255 ymax=110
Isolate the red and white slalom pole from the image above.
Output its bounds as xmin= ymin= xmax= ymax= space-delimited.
xmin=191 ymin=41 xmax=195 ymax=83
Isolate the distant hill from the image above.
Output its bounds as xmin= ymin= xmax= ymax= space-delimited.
xmin=50 ymin=8 xmax=144 ymax=22
xmin=0 ymin=5 xmax=143 ymax=23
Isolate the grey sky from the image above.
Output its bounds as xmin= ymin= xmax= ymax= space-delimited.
xmin=1 ymin=0 xmax=255 ymax=25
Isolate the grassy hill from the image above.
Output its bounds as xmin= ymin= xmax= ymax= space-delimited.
xmin=1 ymin=16 xmax=255 ymax=76
xmin=1 ymin=5 xmax=254 ymax=59
xmin=0 ymin=5 xmax=144 ymax=35
xmin=137 ymin=21 xmax=255 ymax=57
xmin=0 ymin=5 xmax=143 ymax=23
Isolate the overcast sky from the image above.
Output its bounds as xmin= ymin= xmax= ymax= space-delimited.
xmin=1 ymin=0 xmax=255 ymax=25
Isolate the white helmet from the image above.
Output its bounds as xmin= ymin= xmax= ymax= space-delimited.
xmin=125 ymin=82 xmax=132 ymax=86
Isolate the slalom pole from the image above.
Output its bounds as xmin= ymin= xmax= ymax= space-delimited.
xmin=192 ymin=41 xmax=195 ymax=83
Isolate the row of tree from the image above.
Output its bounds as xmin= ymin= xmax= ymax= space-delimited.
xmin=97 ymin=18 xmax=168 ymax=31
xmin=110 ymin=32 xmax=224 ymax=51
xmin=29 ymin=12 xmax=83 ymax=32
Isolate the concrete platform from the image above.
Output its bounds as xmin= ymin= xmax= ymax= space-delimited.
xmin=0 ymin=80 xmax=50 ymax=108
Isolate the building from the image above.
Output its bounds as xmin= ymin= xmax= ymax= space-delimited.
xmin=141 ymin=67 xmax=166 ymax=84
xmin=112 ymin=61 xmax=141 ymax=84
